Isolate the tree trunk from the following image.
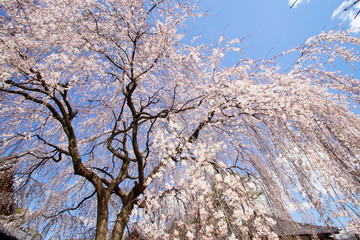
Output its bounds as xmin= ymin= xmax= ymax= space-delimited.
xmin=95 ymin=191 xmax=110 ymax=240
xmin=110 ymin=203 xmax=134 ymax=240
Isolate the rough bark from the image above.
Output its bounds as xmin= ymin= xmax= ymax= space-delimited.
xmin=95 ymin=190 xmax=110 ymax=240
xmin=110 ymin=202 xmax=134 ymax=240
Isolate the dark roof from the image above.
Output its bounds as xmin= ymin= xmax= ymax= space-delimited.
xmin=271 ymin=218 xmax=340 ymax=236
xmin=0 ymin=219 xmax=41 ymax=240
xmin=0 ymin=228 xmax=18 ymax=240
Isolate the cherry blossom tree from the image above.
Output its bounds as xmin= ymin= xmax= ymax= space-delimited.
xmin=0 ymin=0 xmax=360 ymax=239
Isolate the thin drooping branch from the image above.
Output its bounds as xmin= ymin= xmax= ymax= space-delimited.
xmin=36 ymin=135 xmax=70 ymax=156
xmin=43 ymin=190 xmax=97 ymax=218
xmin=289 ymin=0 xmax=298 ymax=9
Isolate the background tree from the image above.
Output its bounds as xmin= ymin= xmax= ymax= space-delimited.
xmin=0 ymin=159 xmax=16 ymax=217
xmin=0 ymin=0 xmax=360 ymax=239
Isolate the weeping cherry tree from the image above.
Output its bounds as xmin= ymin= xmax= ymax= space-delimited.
xmin=0 ymin=0 xmax=360 ymax=239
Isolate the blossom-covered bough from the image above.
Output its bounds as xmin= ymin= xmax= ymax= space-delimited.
xmin=0 ymin=0 xmax=359 ymax=239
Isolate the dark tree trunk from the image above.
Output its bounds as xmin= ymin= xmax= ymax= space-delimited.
xmin=110 ymin=202 xmax=134 ymax=240
xmin=95 ymin=191 xmax=110 ymax=240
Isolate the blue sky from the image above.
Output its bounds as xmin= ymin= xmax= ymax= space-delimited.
xmin=189 ymin=1 xmax=357 ymax=60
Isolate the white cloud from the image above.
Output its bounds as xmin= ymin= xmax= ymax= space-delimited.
xmin=289 ymin=0 xmax=360 ymax=33
xmin=332 ymin=0 xmax=360 ymax=33
xmin=288 ymin=0 xmax=311 ymax=8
